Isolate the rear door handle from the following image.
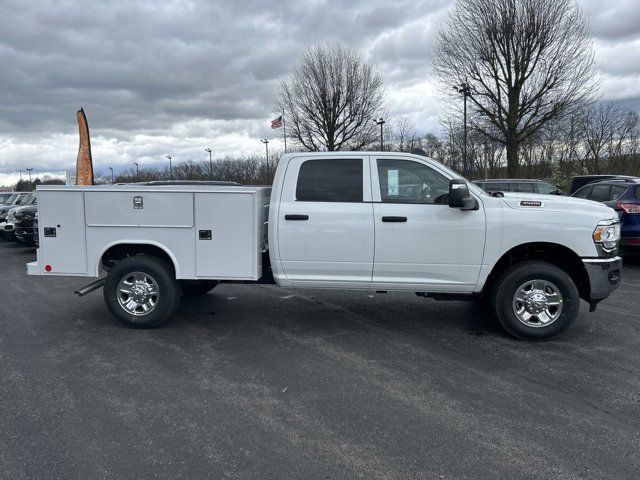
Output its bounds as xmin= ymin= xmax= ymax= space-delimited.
xmin=285 ymin=214 xmax=309 ymax=221
xmin=382 ymin=216 xmax=407 ymax=222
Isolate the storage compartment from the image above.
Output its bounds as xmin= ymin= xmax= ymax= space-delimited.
xmin=31 ymin=185 xmax=270 ymax=281
xmin=37 ymin=190 xmax=87 ymax=275
xmin=194 ymin=192 xmax=263 ymax=279
xmin=85 ymin=191 xmax=194 ymax=227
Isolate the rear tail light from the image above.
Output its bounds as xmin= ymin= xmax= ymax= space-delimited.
xmin=615 ymin=202 xmax=640 ymax=214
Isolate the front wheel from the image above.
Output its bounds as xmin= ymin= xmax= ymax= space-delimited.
xmin=491 ymin=261 xmax=580 ymax=339
xmin=103 ymin=256 xmax=181 ymax=328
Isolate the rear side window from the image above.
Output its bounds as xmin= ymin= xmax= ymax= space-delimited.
xmin=296 ymin=159 xmax=363 ymax=202
xmin=610 ymin=185 xmax=628 ymax=201
xmin=514 ymin=182 xmax=535 ymax=193
xmin=590 ymin=185 xmax=611 ymax=202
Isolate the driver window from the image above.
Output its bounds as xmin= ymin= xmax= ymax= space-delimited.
xmin=377 ymin=159 xmax=450 ymax=204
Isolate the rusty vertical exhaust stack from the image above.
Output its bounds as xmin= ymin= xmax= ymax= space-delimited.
xmin=76 ymin=108 xmax=94 ymax=185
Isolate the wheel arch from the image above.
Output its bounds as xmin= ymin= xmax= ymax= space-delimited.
xmin=483 ymin=242 xmax=590 ymax=301
xmin=98 ymin=241 xmax=179 ymax=277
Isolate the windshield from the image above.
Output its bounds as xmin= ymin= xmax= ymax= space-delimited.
xmin=5 ymin=193 xmax=19 ymax=204
xmin=17 ymin=195 xmax=32 ymax=205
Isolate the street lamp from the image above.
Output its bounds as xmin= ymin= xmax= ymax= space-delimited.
xmin=454 ymin=82 xmax=472 ymax=177
xmin=133 ymin=162 xmax=139 ymax=180
xmin=26 ymin=168 xmax=33 ymax=182
xmin=165 ymin=155 xmax=173 ymax=180
xmin=260 ymin=139 xmax=269 ymax=171
xmin=374 ymin=118 xmax=385 ymax=151
xmin=108 ymin=167 xmax=114 ymax=184
xmin=205 ymin=148 xmax=213 ymax=180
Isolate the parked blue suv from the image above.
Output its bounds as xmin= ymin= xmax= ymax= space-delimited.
xmin=572 ymin=178 xmax=640 ymax=253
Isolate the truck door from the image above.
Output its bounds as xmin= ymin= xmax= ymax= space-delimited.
xmin=371 ymin=157 xmax=485 ymax=291
xmin=277 ymin=157 xmax=374 ymax=284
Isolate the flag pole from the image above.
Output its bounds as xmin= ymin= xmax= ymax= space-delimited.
xmin=282 ymin=109 xmax=287 ymax=153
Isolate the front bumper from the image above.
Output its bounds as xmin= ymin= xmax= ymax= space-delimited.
xmin=582 ymin=256 xmax=622 ymax=310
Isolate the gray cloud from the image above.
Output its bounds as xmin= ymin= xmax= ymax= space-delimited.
xmin=582 ymin=0 xmax=640 ymax=41
xmin=0 ymin=0 xmax=638 ymax=184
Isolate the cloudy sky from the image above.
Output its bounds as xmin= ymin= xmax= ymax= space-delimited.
xmin=1 ymin=0 xmax=639 ymax=185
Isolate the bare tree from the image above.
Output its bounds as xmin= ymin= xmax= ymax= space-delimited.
xmin=276 ymin=45 xmax=385 ymax=151
xmin=433 ymin=0 xmax=598 ymax=176
xmin=579 ymin=103 xmax=621 ymax=174
xmin=420 ymin=133 xmax=442 ymax=159
xmin=393 ymin=118 xmax=417 ymax=152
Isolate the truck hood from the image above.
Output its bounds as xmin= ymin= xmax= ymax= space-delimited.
xmin=498 ymin=192 xmax=617 ymax=222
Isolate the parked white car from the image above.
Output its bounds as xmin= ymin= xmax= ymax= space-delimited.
xmin=28 ymin=152 xmax=622 ymax=339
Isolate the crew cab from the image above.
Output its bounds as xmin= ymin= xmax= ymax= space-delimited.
xmin=27 ymin=152 xmax=622 ymax=339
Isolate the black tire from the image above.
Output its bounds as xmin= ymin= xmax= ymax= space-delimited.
xmin=103 ymin=255 xmax=181 ymax=328
xmin=180 ymin=280 xmax=219 ymax=296
xmin=491 ymin=261 xmax=580 ymax=339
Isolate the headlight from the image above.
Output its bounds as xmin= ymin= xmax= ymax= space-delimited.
xmin=593 ymin=221 xmax=621 ymax=251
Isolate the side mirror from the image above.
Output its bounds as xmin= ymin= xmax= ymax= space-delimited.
xmin=449 ymin=179 xmax=478 ymax=210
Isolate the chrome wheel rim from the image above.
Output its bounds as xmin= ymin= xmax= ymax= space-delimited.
xmin=512 ymin=279 xmax=563 ymax=327
xmin=117 ymin=271 xmax=160 ymax=316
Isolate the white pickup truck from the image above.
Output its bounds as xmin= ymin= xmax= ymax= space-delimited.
xmin=28 ymin=152 xmax=622 ymax=339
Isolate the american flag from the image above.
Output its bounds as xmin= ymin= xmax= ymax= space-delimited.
xmin=271 ymin=115 xmax=283 ymax=129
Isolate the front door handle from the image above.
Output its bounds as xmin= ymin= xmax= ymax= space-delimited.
xmin=285 ymin=214 xmax=309 ymax=221
xmin=382 ymin=216 xmax=407 ymax=222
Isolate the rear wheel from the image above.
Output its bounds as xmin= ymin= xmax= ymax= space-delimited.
xmin=103 ymin=256 xmax=181 ymax=328
xmin=491 ymin=261 xmax=580 ymax=339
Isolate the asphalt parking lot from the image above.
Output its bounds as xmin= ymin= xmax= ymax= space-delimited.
xmin=1 ymin=240 xmax=639 ymax=479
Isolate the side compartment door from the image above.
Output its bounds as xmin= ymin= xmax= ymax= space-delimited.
xmin=195 ymin=192 xmax=257 ymax=280
xmin=38 ymin=191 xmax=87 ymax=275
xmin=276 ymin=157 xmax=374 ymax=283
xmin=371 ymin=157 xmax=485 ymax=291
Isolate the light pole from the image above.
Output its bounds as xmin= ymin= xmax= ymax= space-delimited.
xmin=375 ymin=118 xmax=385 ymax=151
xmin=19 ymin=170 xmax=22 ymax=181
xmin=454 ymin=82 xmax=472 ymax=177
xmin=165 ymin=155 xmax=173 ymax=180
xmin=108 ymin=167 xmax=114 ymax=184
xmin=26 ymin=168 xmax=33 ymax=182
xmin=260 ymin=139 xmax=269 ymax=172
xmin=133 ymin=162 xmax=139 ymax=180
xmin=205 ymin=148 xmax=213 ymax=180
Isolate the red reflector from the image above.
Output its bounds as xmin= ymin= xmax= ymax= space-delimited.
xmin=44 ymin=264 xmax=52 ymax=272
xmin=626 ymin=238 xmax=640 ymax=245
xmin=616 ymin=202 xmax=640 ymax=214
